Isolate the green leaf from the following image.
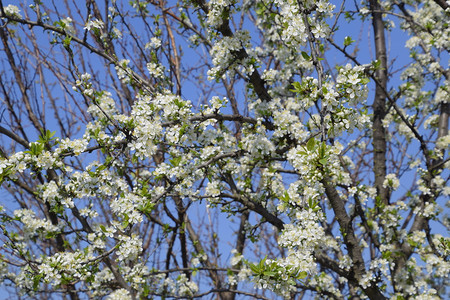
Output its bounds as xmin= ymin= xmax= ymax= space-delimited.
xmin=33 ymin=274 xmax=42 ymax=291
xmin=382 ymin=251 xmax=392 ymax=259
xmin=173 ymin=97 xmax=185 ymax=108
xmin=344 ymin=11 xmax=355 ymax=21
xmin=360 ymin=77 xmax=370 ymax=84
xmin=0 ymin=166 xmax=14 ymax=184
xmin=372 ymin=60 xmax=381 ymax=69
xmin=263 ymin=271 xmax=276 ymax=276
xmin=63 ymin=36 xmax=72 ymax=48
xmin=319 ymin=43 xmax=325 ymax=53
xmin=301 ymin=51 xmax=311 ymax=61
xmin=280 ymin=191 xmax=290 ymax=202
xmin=296 ymin=271 xmax=307 ymax=279
xmin=306 ymin=138 xmax=316 ymax=152
xmin=290 ymin=81 xmax=301 ymax=93
xmin=344 ymin=36 xmax=355 ymax=46
xmin=249 ymin=262 xmax=259 ymax=274
xmin=259 ymin=255 xmax=267 ymax=269
xmin=27 ymin=142 xmax=45 ymax=156
xmin=170 ymin=156 xmax=182 ymax=167
xmin=319 ymin=142 xmax=326 ymax=158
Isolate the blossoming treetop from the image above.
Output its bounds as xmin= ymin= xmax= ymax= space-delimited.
xmin=0 ymin=0 xmax=448 ymax=299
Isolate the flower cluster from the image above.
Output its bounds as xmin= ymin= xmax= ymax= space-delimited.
xmin=13 ymin=209 xmax=60 ymax=240
xmin=39 ymin=251 xmax=94 ymax=287
xmin=110 ymin=193 xmax=145 ymax=225
xmin=145 ymin=37 xmax=161 ymax=49
xmin=208 ymin=30 xmax=254 ymax=80
xmin=335 ymin=64 xmax=369 ymax=106
xmin=107 ymin=289 xmax=132 ymax=300
xmin=115 ymin=59 xmax=132 ymax=84
xmin=383 ymin=173 xmax=400 ymax=190
xmin=207 ymin=0 xmax=235 ymax=28
xmin=161 ymin=274 xmax=199 ymax=297
xmin=146 ymin=62 xmax=165 ymax=78
xmin=115 ymin=234 xmax=143 ymax=262
xmin=84 ymin=17 xmax=105 ymax=31
xmin=87 ymin=91 xmax=119 ymax=120
xmin=3 ymin=4 xmax=22 ymax=18
xmin=250 ymin=209 xmax=325 ymax=296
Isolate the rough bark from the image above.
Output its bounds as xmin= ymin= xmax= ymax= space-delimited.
xmin=369 ymin=0 xmax=389 ymax=207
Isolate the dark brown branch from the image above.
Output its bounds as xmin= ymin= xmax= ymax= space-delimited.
xmin=0 ymin=125 xmax=30 ymax=149
xmin=369 ymin=0 xmax=389 ymax=207
xmin=191 ymin=0 xmax=272 ymax=103
xmin=432 ymin=0 xmax=449 ymax=10
xmin=322 ymin=176 xmax=386 ymax=300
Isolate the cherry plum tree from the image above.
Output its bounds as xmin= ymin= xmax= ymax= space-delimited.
xmin=0 ymin=0 xmax=448 ymax=299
